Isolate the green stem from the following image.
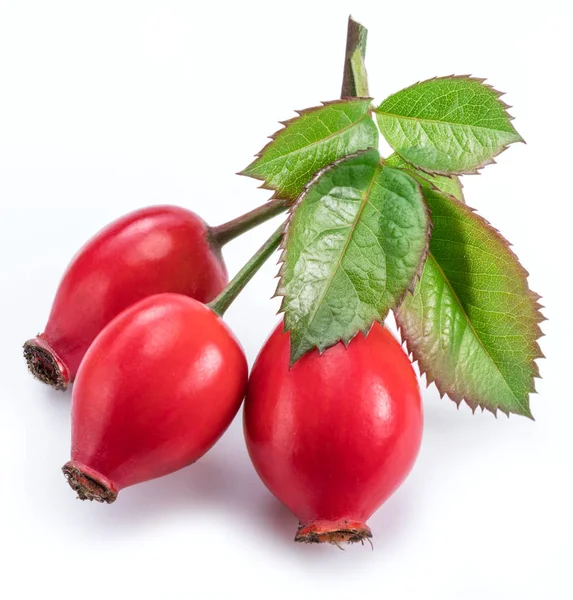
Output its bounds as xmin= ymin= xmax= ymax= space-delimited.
xmin=210 ymin=17 xmax=370 ymax=317
xmin=208 ymin=223 xmax=284 ymax=316
xmin=211 ymin=197 xmax=288 ymax=246
xmin=340 ymin=16 xmax=369 ymax=98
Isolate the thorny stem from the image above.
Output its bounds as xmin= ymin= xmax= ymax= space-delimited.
xmin=341 ymin=16 xmax=369 ymax=98
xmin=211 ymin=197 xmax=288 ymax=246
xmin=208 ymin=224 xmax=284 ymax=316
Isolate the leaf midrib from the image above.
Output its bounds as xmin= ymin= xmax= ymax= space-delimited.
xmin=427 ymin=252 xmax=527 ymax=412
xmin=375 ymin=110 xmax=517 ymax=136
xmin=249 ymin=112 xmax=374 ymax=171
xmin=290 ymin=163 xmax=381 ymax=358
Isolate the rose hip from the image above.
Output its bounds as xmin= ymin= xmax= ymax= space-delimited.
xmin=244 ymin=322 xmax=423 ymax=545
xmin=62 ymin=293 xmax=247 ymax=502
xmin=24 ymin=205 xmax=228 ymax=390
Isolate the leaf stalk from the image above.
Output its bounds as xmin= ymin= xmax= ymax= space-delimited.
xmin=208 ymin=223 xmax=285 ymax=316
xmin=211 ymin=197 xmax=288 ymax=246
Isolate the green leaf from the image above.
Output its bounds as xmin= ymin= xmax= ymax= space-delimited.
xmin=278 ymin=148 xmax=431 ymax=364
xmin=240 ymin=99 xmax=379 ymax=202
xmin=386 ymin=152 xmax=465 ymax=202
xmin=375 ymin=76 xmax=523 ymax=175
xmin=396 ymin=189 xmax=544 ymax=418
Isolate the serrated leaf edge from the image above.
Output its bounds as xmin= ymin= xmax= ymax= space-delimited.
xmin=375 ymin=75 xmax=524 ymax=176
xmin=395 ymin=198 xmax=545 ymax=419
xmin=238 ymin=98 xmax=374 ymax=201
xmin=274 ymin=149 xmax=432 ymax=364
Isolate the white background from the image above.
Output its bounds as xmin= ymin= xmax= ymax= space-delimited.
xmin=1 ymin=1 xmax=571 ymax=598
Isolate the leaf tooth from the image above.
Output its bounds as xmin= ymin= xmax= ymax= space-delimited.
xmin=424 ymin=373 xmax=436 ymax=387
xmin=396 ymin=318 xmax=436 ymax=390
xmin=531 ymin=363 xmax=541 ymax=381
xmin=497 ymin=97 xmax=513 ymax=109
xmin=273 ymin=167 xmax=314 ymax=308
xmin=531 ymin=325 xmax=545 ymax=343
xmin=397 ymin=328 xmax=417 ymax=364
xmin=236 ymin=164 xmax=260 ymax=179
xmin=340 ymin=337 xmax=352 ymax=349
xmin=464 ymin=76 xmax=506 ymax=99
xmin=497 ymin=408 xmax=510 ymax=419
xmin=463 ymin=74 xmax=485 ymax=83
xmin=409 ymin=74 xmax=479 ymax=88
xmin=530 ymin=295 xmax=547 ymax=315
xmin=288 ymin=98 xmax=373 ymax=119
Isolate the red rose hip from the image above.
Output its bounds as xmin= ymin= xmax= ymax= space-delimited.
xmin=24 ymin=205 xmax=228 ymax=390
xmin=62 ymin=293 xmax=247 ymax=502
xmin=244 ymin=322 xmax=423 ymax=545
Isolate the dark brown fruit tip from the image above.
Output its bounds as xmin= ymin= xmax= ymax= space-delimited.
xmin=23 ymin=337 xmax=70 ymax=391
xmin=62 ymin=462 xmax=118 ymax=504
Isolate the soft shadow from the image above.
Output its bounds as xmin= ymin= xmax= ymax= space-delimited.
xmin=252 ymin=487 xmax=415 ymax=560
xmin=42 ymin=385 xmax=73 ymax=412
xmin=258 ymin=498 xmax=298 ymax=547
xmin=366 ymin=487 xmax=417 ymax=553
xmin=82 ymin=452 xmax=240 ymax=533
xmin=42 ymin=384 xmax=492 ymax=547
xmin=55 ymin=419 xmax=267 ymax=535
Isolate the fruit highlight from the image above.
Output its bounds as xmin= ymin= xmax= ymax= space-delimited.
xmin=24 ymin=205 xmax=228 ymax=390
xmin=63 ymin=293 xmax=248 ymax=502
xmin=244 ymin=322 xmax=423 ymax=544
xmin=20 ymin=14 xmax=542 ymax=550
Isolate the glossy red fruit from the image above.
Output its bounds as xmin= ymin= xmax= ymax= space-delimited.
xmin=244 ymin=322 xmax=423 ymax=545
xmin=24 ymin=205 xmax=228 ymax=390
xmin=62 ymin=293 xmax=247 ymax=503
